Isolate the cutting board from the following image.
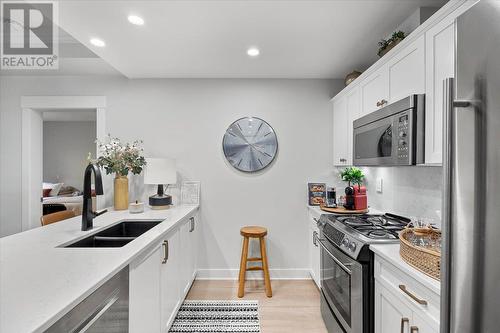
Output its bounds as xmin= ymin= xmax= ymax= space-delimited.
xmin=319 ymin=205 xmax=369 ymax=214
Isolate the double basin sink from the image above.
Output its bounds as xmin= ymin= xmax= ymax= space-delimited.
xmin=64 ymin=220 xmax=163 ymax=248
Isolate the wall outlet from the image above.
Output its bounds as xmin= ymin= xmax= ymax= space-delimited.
xmin=376 ymin=178 xmax=383 ymax=193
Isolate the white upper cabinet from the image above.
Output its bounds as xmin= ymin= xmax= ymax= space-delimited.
xmin=346 ymin=87 xmax=361 ymax=164
xmin=425 ymin=17 xmax=455 ymax=165
xmin=387 ymin=35 xmax=426 ymax=103
xmin=333 ymin=96 xmax=349 ymax=166
xmin=330 ymin=0 xmax=473 ymax=166
xmin=360 ymin=65 xmax=389 ymax=116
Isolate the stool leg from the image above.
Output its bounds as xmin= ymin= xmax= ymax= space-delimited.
xmin=259 ymin=236 xmax=272 ymax=297
xmin=238 ymin=236 xmax=249 ymax=298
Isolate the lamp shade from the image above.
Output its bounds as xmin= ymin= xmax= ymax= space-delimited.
xmin=144 ymin=158 xmax=177 ymax=185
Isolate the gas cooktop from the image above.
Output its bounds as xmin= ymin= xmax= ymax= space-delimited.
xmin=335 ymin=213 xmax=410 ymax=240
xmin=317 ymin=213 xmax=411 ymax=259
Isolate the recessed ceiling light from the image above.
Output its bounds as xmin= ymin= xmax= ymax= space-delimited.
xmin=247 ymin=47 xmax=260 ymax=57
xmin=90 ymin=38 xmax=105 ymax=47
xmin=128 ymin=15 xmax=144 ymax=26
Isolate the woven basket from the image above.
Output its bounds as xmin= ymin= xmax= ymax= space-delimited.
xmin=399 ymin=228 xmax=441 ymax=280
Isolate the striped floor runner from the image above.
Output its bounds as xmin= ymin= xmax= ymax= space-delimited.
xmin=169 ymin=300 xmax=260 ymax=333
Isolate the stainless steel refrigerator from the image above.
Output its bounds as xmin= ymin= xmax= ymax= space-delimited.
xmin=441 ymin=1 xmax=500 ymax=332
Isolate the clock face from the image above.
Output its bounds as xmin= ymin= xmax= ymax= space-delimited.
xmin=222 ymin=117 xmax=278 ymax=172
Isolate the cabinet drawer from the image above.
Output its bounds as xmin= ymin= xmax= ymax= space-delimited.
xmin=374 ymin=255 xmax=440 ymax=322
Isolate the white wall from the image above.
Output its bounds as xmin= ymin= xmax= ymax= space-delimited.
xmin=0 ymin=76 xmax=343 ymax=278
xmin=43 ymin=121 xmax=96 ymax=190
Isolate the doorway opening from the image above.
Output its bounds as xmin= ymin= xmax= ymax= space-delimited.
xmin=21 ymin=96 xmax=106 ymax=231
xmin=41 ymin=109 xmax=97 ymax=217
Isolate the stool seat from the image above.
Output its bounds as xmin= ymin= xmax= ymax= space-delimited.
xmin=238 ymin=225 xmax=272 ymax=298
xmin=240 ymin=226 xmax=267 ymax=237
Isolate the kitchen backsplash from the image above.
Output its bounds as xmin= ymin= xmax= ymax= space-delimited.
xmin=316 ymin=166 xmax=443 ymax=225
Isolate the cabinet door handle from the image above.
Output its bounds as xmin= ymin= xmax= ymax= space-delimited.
xmin=313 ymin=231 xmax=318 ymax=247
xmin=410 ymin=326 xmax=419 ymax=333
xmin=400 ymin=317 xmax=409 ymax=333
xmin=189 ymin=217 xmax=195 ymax=232
xmin=162 ymin=240 xmax=169 ymax=264
xmin=399 ymin=284 xmax=427 ymax=305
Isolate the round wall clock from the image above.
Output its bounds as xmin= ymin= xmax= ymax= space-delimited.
xmin=222 ymin=117 xmax=278 ymax=172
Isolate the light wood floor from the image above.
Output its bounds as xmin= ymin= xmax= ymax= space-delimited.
xmin=186 ymin=279 xmax=328 ymax=333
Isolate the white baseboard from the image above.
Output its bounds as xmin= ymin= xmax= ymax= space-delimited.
xmin=196 ymin=268 xmax=312 ymax=280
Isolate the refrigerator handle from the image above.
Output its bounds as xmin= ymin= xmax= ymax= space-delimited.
xmin=441 ymin=78 xmax=477 ymax=333
xmin=440 ymin=77 xmax=454 ymax=333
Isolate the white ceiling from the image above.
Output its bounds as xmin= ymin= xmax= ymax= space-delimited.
xmin=60 ymin=1 xmax=446 ymax=78
xmin=0 ymin=28 xmax=122 ymax=76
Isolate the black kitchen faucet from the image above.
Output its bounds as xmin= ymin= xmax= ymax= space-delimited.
xmin=82 ymin=163 xmax=107 ymax=231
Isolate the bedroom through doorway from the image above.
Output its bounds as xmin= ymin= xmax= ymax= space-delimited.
xmin=41 ymin=109 xmax=97 ymax=218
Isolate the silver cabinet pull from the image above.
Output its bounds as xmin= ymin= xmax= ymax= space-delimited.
xmin=162 ymin=240 xmax=168 ymax=264
xmin=189 ymin=217 xmax=195 ymax=232
xmin=400 ymin=317 xmax=409 ymax=333
xmin=410 ymin=326 xmax=419 ymax=333
xmin=376 ymin=99 xmax=388 ymax=107
xmin=313 ymin=231 xmax=318 ymax=247
xmin=399 ymin=284 xmax=427 ymax=305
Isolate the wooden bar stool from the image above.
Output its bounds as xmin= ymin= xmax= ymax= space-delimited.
xmin=238 ymin=226 xmax=272 ymax=298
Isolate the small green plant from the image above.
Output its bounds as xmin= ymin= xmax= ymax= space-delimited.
xmin=378 ymin=30 xmax=406 ymax=57
xmin=340 ymin=167 xmax=365 ymax=188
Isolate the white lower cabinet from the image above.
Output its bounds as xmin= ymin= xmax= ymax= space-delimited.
xmin=129 ymin=213 xmax=199 ymax=333
xmin=374 ymin=254 xmax=439 ymax=333
xmin=180 ymin=216 xmax=198 ymax=296
xmin=308 ymin=215 xmax=321 ymax=288
xmin=129 ymin=243 xmax=162 ymax=333
xmin=160 ymin=229 xmax=181 ymax=332
xmin=375 ymin=282 xmax=413 ymax=333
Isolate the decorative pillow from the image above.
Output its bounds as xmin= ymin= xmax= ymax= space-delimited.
xmin=42 ymin=189 xmax=51 ymax=197
xmin=49 ymin=183 xmax=64 ymax=196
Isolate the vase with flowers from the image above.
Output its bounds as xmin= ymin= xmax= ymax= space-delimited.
xmin=95 ymin=135 xmax=146 ymax=210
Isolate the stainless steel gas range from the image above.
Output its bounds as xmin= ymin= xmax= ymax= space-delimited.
xmin=316 ymin=213 xmax=410 ymax=333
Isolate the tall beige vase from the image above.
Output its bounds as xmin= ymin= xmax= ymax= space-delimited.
xmin=114 ymin=175 xmax=129 ymax=210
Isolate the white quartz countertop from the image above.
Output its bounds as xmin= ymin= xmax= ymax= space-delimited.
xmin=0 ymin=205 xmax=199 ymax=333
xmin=370 ymin=243 xmax=441 ymax=294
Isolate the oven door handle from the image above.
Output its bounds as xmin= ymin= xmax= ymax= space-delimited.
xmin=317 ymin=239 xmax=352 ymax=275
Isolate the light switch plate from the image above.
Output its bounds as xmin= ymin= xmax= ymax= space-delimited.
xmin=376 ymin=178 xmax=383 ymax=193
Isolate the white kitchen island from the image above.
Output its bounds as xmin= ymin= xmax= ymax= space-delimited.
xmin=0 ymin=205 xmax=199 ymax=333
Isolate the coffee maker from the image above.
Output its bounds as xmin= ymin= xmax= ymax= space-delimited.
xmin=343 ymin=185 xmax=367 ymax=210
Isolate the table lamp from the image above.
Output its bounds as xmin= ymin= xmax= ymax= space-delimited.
xmin=144 ymin=158 xmax=177 ymax=209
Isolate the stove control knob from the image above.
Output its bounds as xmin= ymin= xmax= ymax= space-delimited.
xmin=341 ymin=238 xmax=349 ymax=247
xmin=348 ymin=242 xmax=357 ymax=252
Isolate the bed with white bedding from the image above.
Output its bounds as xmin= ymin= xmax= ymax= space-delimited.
xmin=42 ymin=195 xmax=84 ymax=215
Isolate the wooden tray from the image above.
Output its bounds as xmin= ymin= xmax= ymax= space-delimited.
xmin=319 ymin=205 xmax=368 ymax=214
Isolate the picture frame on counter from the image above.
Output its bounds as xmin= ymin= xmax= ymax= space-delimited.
xmin=181 ymin=181 xmax=201 ymax=205
xmin=308 ymin=183 xmax=326 ymax=206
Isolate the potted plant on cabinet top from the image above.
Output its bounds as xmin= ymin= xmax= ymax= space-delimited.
xmin=95 ymin=135 xmax=146 ymax=210
xmin=378 ymin=30 xmax=406 ymax=57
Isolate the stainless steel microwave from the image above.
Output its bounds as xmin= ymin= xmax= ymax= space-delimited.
xmin=353 ymin=95 xmax=425 ymax=166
